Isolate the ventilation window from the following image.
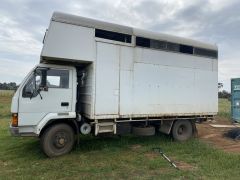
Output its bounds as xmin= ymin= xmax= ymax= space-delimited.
xmin=150 ymin=39 xmax=167 ymax=50
xmin=135 ymin=36 xmax=217 ymax=59
xmin=180 ymin=45 xmax=193 ymax=54
xmin=194 ymin=48 xmax=218 ymax=59
xmin=167 ymin=42 xmax=180 ymax=52
xmin=95 ymin=29 xmax=131 ymax=43
xmin=136 ymin=37 xmax=150 ymax=47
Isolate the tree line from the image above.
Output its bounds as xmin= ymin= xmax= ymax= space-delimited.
xmin=218 ymin=90 xmax=231 ymax=99
xmin=0 ymin=82 xmax=18 ymax=90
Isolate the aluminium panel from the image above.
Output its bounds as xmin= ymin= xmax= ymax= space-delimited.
xmin=119 ymin=46 xmax=134 ymax=115
xmin=131 ymin=63 xmax=217 ymax=115
xmin=95 ymin=42 xmax=119 ymax=115
xmin=41 ymin=21 xmax=95 ymax=62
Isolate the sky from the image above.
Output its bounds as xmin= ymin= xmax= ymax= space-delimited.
xmin=0 ymin=0 xmax=240 ymax=91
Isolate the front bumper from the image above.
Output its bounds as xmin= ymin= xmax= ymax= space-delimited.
xmin=9 ymin=126 xmax=20 ymax=136
xmin=9 ymin=126 xmax=38 ymax=137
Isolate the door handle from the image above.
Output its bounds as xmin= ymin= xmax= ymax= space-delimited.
xmin=61 ymin=102 xmax=69 ymax=106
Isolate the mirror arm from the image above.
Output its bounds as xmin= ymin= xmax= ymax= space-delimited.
xmin=30 ymin=92 xmax=34 ymax=100
xmin=37 ymin=89 xmax=43 ymax=100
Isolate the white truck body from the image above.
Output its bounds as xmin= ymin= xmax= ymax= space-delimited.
xmin=10 ymin=12 xmax=218 ymax=156
xmin=41 ymin=12 xmax=218 ymax=120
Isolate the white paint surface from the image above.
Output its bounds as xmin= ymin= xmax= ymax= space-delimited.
xmin=95 ymin=42 xmax=119 ymax=115
xmin=17 ymin=64 xmax=76 ymax=126
xmin=41 ymin=21 xmax=95 ymax=62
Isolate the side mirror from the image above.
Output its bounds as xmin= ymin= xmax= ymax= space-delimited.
xmin=24 ymin=87 xmax=34 ymax=96
xmin=40 ymin=68 xmax=48 ymax=91
xmin=36 ymin=67 xmax=48 ymax=91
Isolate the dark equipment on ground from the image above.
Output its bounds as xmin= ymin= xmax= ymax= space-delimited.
xmin=224 ymin=128 xmax=240 ymax=140
xmin=152 ymin=147 xmax=179 ymax=170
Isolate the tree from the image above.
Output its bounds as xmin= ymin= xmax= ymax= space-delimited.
xmin=218 ymin=83 xmax=231 ymax=99
xmin=0 ymin=82 xmax=17 ymax=90
xmin=218 ymin=90 xmax=231 ymax=99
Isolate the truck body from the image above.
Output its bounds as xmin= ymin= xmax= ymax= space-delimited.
xmin=10 ymin=12 xmax=218 ymax=157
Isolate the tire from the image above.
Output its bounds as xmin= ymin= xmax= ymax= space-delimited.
xmin=132 ymin=126 xmax=155 ymax=136
xmin=40 ymin=124 xmax=75 ymax=158
xmin=172 ymin=120 xmax=193 ymax=141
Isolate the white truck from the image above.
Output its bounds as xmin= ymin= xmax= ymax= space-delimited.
xmin=10 ymin=12 xmax=218 ymax=157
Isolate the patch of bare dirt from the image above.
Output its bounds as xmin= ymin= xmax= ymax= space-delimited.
xmin=130 ymin=144 xmax=142 ymax=151
xmin=144 ymin=151 xmax=159 ymax=160
xmin=211 ymin=116 xmax=232 ymax=124
xmin=197 ymin=118 xmax=240 ymax=153
xmin=174 ymin=161 xmax=197 ymax=171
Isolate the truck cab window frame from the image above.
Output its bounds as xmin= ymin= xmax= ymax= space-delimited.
xmin=22 ymin=69 xmax=69 ymax=98
xmin=47 ymin=69 xmax=69 ymax=89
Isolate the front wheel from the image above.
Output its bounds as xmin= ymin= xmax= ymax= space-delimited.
xmin=40 ymin=124 xmax=75 ymax=157
xmin=172 ymin=120 xmax=193 ymax=141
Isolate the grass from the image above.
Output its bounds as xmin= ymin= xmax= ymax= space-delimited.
xmin=218 ymin=98 xmax=231 ymax=119
xmin=0 ymin=90 xmax=14 ymax=97
xmin=0 ymin=90 xmax=13 ymax=119
xmin=0 ymin=92 xmax=239 ymax=179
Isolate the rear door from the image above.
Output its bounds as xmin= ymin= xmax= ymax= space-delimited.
xmin=95 ymin=42 xmax=119 ymax=115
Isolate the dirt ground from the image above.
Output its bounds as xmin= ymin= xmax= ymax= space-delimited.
xmin=197 ymin=117 xmax=240 ymax=153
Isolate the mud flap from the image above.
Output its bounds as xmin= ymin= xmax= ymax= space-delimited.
xmin=191 ymin=120 xmax=198 ymax=137
xmin=159 ymin=120 xmax=174 ymax=134
xmin=72 ymin=119 xmax=80 ymax=145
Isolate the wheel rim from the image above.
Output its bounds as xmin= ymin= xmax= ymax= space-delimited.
xmin=53 ymin=131 xmax=68 ymax=149
xmin=177 ymin=125 xmax=187 ymax=135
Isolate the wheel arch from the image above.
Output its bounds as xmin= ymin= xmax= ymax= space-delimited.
xmin=159 ymin=119 xmax=197 ymax=135
xmin=39 ymin=118 xmax=78 ymax=138
xmin=36 ymin=112 xmax=77 ymax=136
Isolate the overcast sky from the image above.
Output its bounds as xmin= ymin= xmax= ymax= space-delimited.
xmin=0 ymin=0 xmax=239 ymax=91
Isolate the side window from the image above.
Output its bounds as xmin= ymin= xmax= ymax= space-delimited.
xmin=180 ymin=45 xmax=193 ymax=54
xmin=47 ymin=69 xmax=69 ymax=88
xmin=194 ymin=48 xmax=218 ymax=59
xmin=167 ymin=42 xmax=180 ymax=52
xmin=95 ymin=29 xmax=132 ymax=43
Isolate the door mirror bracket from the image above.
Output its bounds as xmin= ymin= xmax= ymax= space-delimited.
xmin=38 ymin=67 xmax=48 ymax=91
xmin=29 ymin=67 xmax=49 ymax=100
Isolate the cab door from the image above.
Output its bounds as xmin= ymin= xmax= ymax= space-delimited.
xmin=18 ymin=68 xmax=73 ymax=126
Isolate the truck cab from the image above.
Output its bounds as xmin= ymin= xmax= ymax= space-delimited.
xmin=11 ymin=64 xmax=77 ymax=136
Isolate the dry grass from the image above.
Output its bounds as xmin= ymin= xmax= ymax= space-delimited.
xmin=0 ymin=90 xmax=14 ymax=97
xmin=218 ymin=98 xmax=231 ymax=119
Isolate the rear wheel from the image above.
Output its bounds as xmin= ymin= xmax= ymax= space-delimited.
xmin=172 ymin=120 xmax=193 ymax=141
xmin=40 ymin=124 xmax=75 ymax=157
